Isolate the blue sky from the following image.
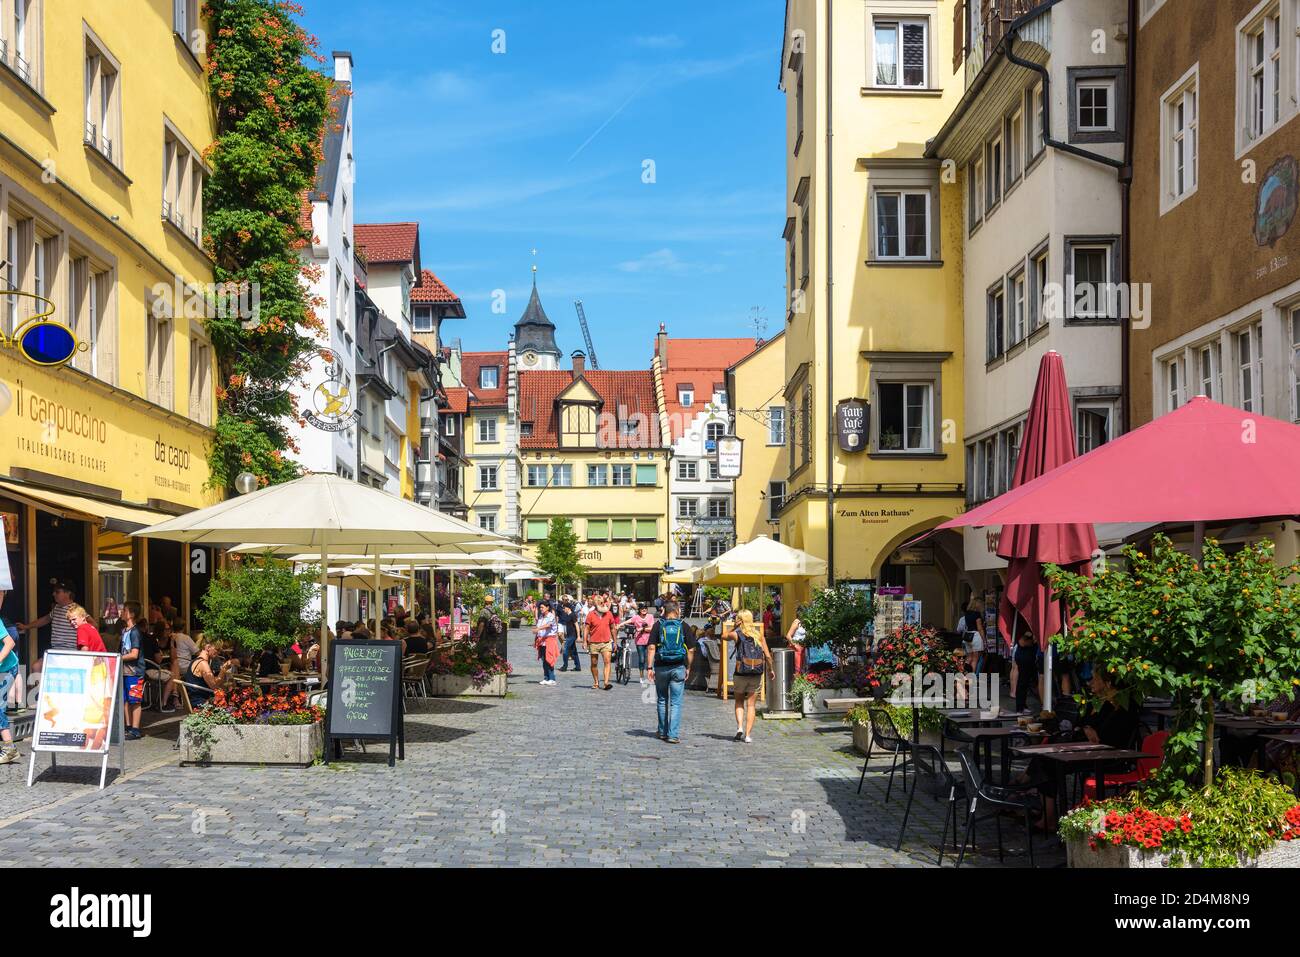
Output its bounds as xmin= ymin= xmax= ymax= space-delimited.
xmin=299 ymin=0 xmax=787 ymax=368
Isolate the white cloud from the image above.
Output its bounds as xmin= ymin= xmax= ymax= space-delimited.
xmin=616 ymin=249 xmax=722 ymax=275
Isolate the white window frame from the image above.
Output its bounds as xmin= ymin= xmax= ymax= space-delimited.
xmin=768 ymin=405 xmax=786 ymax=445
xmin=1237 ymin=2 xmax=1284 ymax=155
xmin=677 ymin=497 xmax=698 ymax=519
xmin=478 ymin=464 xmax=499 ymax=491
xmin=678 ymin=387 xmax=694 ymax=407
xmin=1030 ymin=83 xmax=1046 ymax=157
xmin=987 ymin=283 xmax=1006 ymax=360
xmin=987 ymin=133 xmax=1003 ymax=208
xmin=768 ymin=481 xmax=786 ymax=521
xmin=1290 ymin=306 xmax=1300 ymax=422
xmin=1007 ymin=107 xmax=1024 ymax=183
xmin=83 ymin=28 xmax=121 ymax=168
xmin=477 ymin=512 xmax=497 ymax=533
xmin=611 ymin=464 xmax=633 ymax=487
xmin=1161 ymin=64 xmax=1200 ymax=213
xmin=526 ymin=464 xmax=548 ymax=487
xmin=588 ymin=464 xmax=608 ymax=486
xmin=551 ymin=464 xmax=572 ymax=487
xmin=477 ymin=416 xmax=497 ymax=443
xmin=1069 ymin=243 xmax=1114 ymax=319
xmin=1139 ymin=0 xmax=1168 ymax=27
xmin=1075 ymin=78 xmax=1116 ymax=133
xmin=1165 ymin=354 xmax=1185 ymax=412
xmin=1076 ymin=403 xmax=1112 ymax=455
xmin=676 ymin=459 xmax=698 ymax=481
xmin=1009 ymin=269 xmax=1027 ymax=344
xmin=871 ymin=16 xmax=929 ymax=90
xmin=1235 ymin=321 xmax=1264 ymax=412
xmin=479 ymin=365 xmax=499 ymax=390
xmin=1197 ymin=341 xmax=1222 ymax=402
xmin=874 ymin=188 xmax=931 ymax=261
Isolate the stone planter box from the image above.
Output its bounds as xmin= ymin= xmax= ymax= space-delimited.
xmin=801 ymin=687 xmax=856 ymax=716
xmin=427 ymin=673 xmax=508 ymax=698
xmin=180 ymin=720 xmax=323 ymax=766
xmin=1067 ymin=837 xmax=1300 ymax=868
xmin=852 ymin=722 xmax=872 ymax=755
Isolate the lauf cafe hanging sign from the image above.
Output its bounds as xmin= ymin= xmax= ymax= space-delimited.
xmin=836 ymin=398 xmax=869 ymax=452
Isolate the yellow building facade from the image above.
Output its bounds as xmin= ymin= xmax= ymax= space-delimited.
xmin=0 ymin=0 xmax=220 ymax=659
xmin=726 ymin=332 xmax=786 ymax=545
xmin=517 ymin=359 xmax=668 ymax=597
xmin=778 ymin=0 xmax=966 ymax=621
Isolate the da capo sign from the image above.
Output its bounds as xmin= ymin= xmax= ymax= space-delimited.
xmin=0 ymin=290 xmax=85 ymax=366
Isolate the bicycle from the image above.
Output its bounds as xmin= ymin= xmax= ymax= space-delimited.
xmin=614 ymin=627 xmax=635 ymax=685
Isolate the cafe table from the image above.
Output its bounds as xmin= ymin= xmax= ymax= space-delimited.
xmin=1010 ymin=742 xmax=1148 ymax=809
xmin=955 ymin=725 xmax=1048 ymax=785
xmin=1217 ymin=718 xmax=1300 ymax=767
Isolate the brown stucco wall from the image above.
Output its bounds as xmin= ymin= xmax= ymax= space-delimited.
xmin=1129 ymin=0 xmax=1300 ymax=424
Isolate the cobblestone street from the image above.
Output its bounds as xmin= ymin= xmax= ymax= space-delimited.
xmin=0 ymin=632 xmax=1052 ymax=867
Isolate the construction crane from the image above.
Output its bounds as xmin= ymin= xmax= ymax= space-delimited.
xmin=573 ymin=300 xmax=600 ymax=370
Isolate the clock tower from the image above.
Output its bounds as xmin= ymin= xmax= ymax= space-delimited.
xmin=514 ymin=268 xmax=562 ymax=371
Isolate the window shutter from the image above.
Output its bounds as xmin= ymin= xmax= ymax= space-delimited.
xmin=953 ymin=0 xmax=966 ymax=71
xmin=611 ymin=519 xmax=633 ymax=540
xmin=635 ymin=463 xmax=657 ymax=486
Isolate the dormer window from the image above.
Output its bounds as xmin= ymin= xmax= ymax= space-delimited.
xmin=678 ymin=387 xmax=694 ymax=407
xmin=480 ymin=366 xmax=499 ymax=390
xmin=413 ymin=306 xmax=434 ymax=332
xmin=521 ymin=422 xmax=534 ymax=437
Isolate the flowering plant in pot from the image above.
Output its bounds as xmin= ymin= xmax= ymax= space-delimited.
xmin=181 ymin=685 xmax=324 ymax=764
xmin=429 ymin=642 xmax=512 ymax=690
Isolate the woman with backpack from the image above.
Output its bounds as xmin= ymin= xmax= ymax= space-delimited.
xmin=724 ymin=609 xmax=774 ymax=744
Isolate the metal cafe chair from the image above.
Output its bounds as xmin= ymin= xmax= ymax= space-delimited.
xmin=955 ymin=749 xmax=1039 ymax=868
xmin=895 ymin=743 xmax=965 ymax=866
xmin=858 ymin=706 xmax=911 ymax=801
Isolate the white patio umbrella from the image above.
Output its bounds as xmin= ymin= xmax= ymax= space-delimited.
xmin=696 ymin=535 xmax=828 ymax=630
xmin=503 ymin=568 xmax=543 ymax=581
xmin=133 ymin=472 xmax=505 ymax=668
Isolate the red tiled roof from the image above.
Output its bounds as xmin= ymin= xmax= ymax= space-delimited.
xmin=443 ymin=387 xmax=469 ymax=414
xmin=355 ymin=222 xmax=419 ymax=264
xmin=462 ymin=351 xmax=508 ymax=407
xmin=657 ymin=337 xmax=758 ymax=442
xmin=411 ymin=269 xmax=461 ymax=305
xmin=518 ymin=369 xmax=661 ymax=449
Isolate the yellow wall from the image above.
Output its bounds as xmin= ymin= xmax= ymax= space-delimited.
xmin=780 ymin=0 xmax=965 ymax=584
xmin=401 ymin=377 xmax=419 ymax=499
xmin=519 ymin=449 xmax=668 ymax=577
xmin=0 ymin=0 xmax=218 ymax=504
xmin=464 ymin=408 xmax=508 ymax=529
xmin=729 ymin=332 xmax=786 ymax=544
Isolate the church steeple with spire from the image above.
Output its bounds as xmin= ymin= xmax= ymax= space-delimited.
xmin=515 ymin=260 xmax=562 ymax=370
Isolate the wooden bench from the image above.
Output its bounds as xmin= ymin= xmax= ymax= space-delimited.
xmin=823 ymin=697 xmax=875 ymax=712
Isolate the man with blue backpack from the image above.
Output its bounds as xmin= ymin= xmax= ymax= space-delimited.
xmin=646 ymin=601 xmax=697 ymax=744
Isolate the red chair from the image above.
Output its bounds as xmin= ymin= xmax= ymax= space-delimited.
xmin=1081 ymin=731 xmax=1169 ymax=800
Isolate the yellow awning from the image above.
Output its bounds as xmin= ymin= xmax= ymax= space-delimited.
xmin=0 ymin=480 xmax=177 ymax=531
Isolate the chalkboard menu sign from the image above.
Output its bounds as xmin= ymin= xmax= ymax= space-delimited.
xmin=326 ymin=639 xmax=404 ymax=766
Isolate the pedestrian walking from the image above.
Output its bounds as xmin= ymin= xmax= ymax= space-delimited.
xmin=631 ymin=603 xmax=655 ymax=685
xmin=646 ymin=601 xmax=696 ymax=743
xmin=724 ymin=609 xmax=774 ymax=744
xmin=0 ymin=616 xmax=20 ymax=765
xmin=557 ymin=597 xmax=581 ymax=672
xmin=584 ymin=597 xmax=619 ymax=690
xmin=534 ymin=600 xmax=560 ymax=685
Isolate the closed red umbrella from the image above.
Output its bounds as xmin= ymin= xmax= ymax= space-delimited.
xmin=995 ymin=352 xmax=1097 ymax=657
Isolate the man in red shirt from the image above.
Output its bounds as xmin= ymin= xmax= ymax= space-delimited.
xmin=585 ymin=597 xmax=619 ymax=690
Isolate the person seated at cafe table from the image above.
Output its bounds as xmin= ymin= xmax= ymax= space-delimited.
xmin=186 ymin=641 xmax=238 ymax=706
xmin=404 ymin=620 xmax=429 ymax=655
xmin=257 ymin=646 xmax=284 ymax=678
xmin=1013 ymin=669 xmax=1139 ymax=831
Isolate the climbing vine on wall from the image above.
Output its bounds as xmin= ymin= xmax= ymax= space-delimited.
xmin=202 ymin=0 xmax=332 ymax=493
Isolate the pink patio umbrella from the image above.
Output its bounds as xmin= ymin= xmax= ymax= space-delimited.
xmin=991 ymin=352 xmax=1097 ymax=710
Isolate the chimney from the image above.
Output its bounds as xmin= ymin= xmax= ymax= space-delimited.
xmin=571 ymin=350 xmax=586 ymax=375
xmin=656 ymin=323 xmax=668 ymax=370
xmin=333 ymin=51 xmax=353 ymax=83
